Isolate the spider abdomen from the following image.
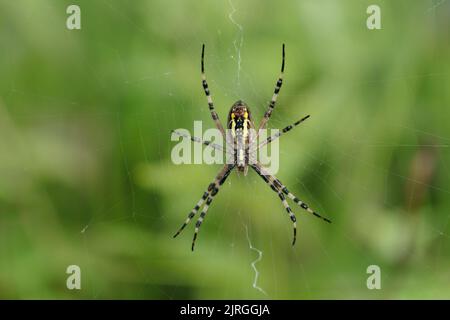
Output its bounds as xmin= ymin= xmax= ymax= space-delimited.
xmin=228 ymin=101 xmax=253 ymax=175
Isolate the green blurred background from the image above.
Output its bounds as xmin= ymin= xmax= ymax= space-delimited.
xmin=0 ymin=0 xmax=449 ymax=299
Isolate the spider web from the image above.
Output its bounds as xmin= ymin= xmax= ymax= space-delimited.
xmin=1 ymin=0 xmax=449 ymax=299
xmin=130 ymin=0 xmax=448 ymax=299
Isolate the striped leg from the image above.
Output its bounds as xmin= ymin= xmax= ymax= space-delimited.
xmin=171 ymin=130 xmax=226 ymax=153
xmin=201 ymin=44 xmax=226 ymax=136
xmin=251 ymin=164 xmax=297 ymax=245
xmin=191 ymin=164 xmax=235 ymax=251
xmin=173 ymin=191 xmax=209 ymax=238
xmin=253 ymin=162 xmax=332 ymax=224
xmin=173 ymin=164 xmax=233 ymax=238
xmin=258 ymin=44 xmax=285 ymax=133
xmin=257 ymin=115 xmax=310 ymax=150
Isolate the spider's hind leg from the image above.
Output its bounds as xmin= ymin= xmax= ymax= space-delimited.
xmin=251 ymin=164 xmax=298 ymax=245
xmin=173 ymin=191 xmax=209 ymax=238
xmin=253 ymin=162 xmax=331 ymax=224
xmin=191 ymin=164 xmax=235 ymax=251
xmin=173 ymin=164 xmax=235 ymax=251
xmin=173 ymin=164 xmax=233 ymax=239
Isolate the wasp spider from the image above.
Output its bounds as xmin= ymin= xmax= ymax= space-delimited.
xmin=172 ymin=44 xmax=331 ymax=251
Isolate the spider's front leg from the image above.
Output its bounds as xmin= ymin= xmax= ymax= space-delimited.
xmin=257 ymin=44 xmax=285 ymax=134
xmin=201 ymin=44 xmax=226 ymax=137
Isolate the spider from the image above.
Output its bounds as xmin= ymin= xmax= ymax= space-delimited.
xmin=172 ymin=44 xmax=331 ymax=251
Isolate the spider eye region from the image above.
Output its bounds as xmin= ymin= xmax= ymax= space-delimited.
xmin=228 ymin=101 xmax=251 ymax=130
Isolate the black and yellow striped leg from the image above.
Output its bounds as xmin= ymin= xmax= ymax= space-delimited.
xmin=258 ymin=44 xmax=285 ymax=133
xmin=173 ymin=191 xmax=209 ymax=238
xmin=171 ymin=130 xmax=225 ymax=153
xmin=281 ymin=185 xmax=331 ymax=224
xmin=253 ymin=163 xmax=332 ymax=224
xmin=257 ymin=115 xmax=310 ymax=149
xmin=191 ymin=164 xmax=235 ymax=251
xmin=251 ymin=164 xmax=297 ymax=245
xmin=173 ymin=164 xmax=234 ymax=239
xmin=201 ymin=44 xmax=226 ymax=137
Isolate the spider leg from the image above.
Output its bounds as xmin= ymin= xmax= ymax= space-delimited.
xmin=250 ymin=164 xmax=297 ymax=245
xmin=257 ymin=44 xmax=285 ymax=134
xmin=253 ymin=162 xmax=332 ymax=224
xmin=171 ymin=130 xmax=227 ymax=153
xmin=173 ymin=164 xmax=234 ymax=239
xmin=191 ymin=164 xmax=235 ymax=251
xmin=201 ymin=44 xmax=226 ymax=136
xmin=255 ymin=115 xmax=310 ymax=150
xmin=172 ymin=191 xmax=209 ymax=238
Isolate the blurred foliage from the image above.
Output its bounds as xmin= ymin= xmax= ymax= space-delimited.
xmin=0 ymin=0 xmax=449 ymax=299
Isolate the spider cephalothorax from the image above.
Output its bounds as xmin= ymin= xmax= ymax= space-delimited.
xmin=228 ymin=100 xmax=252 ymax=129
xmin=172 ymin=44 xmax=331 ymax=251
